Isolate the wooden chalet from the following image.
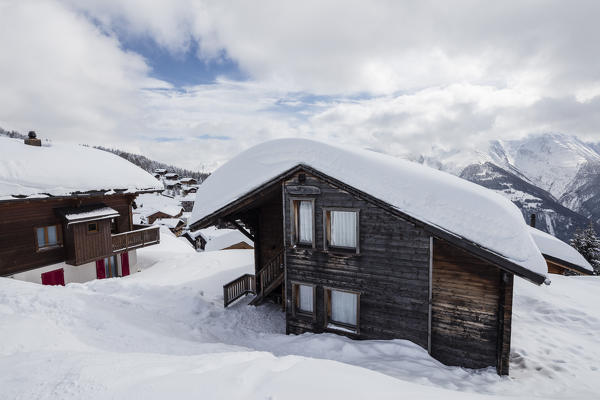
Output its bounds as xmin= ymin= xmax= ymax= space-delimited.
xmin=182 ymin=230 xmax=207 ymax=251
xmin=0 ymin=134 xmax=163 ymax=285
xmin=189 ymin=139 xmax=549 ymax=376
xmin=146 ymin=207 xmax=184 ymax=224
xmin=180 ymin=177 xmax=198 ymax=185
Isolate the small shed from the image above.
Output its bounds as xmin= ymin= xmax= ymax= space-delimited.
xmin=529 ymin=226 xmax=594 ymax=275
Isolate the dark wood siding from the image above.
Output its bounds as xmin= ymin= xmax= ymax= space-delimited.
xmin=0 ymin=194 xmax=135 ymax=276
xmin=283 ymin=171 xmax=431 ymax=347
xmin=431 ymin=239 xmax=512 ymax=374
xmin=69 ymin=219 xmax=113 ymax=265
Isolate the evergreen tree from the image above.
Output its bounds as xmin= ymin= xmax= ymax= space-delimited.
xmin=570 ymin=223 xmax=600 ymax=275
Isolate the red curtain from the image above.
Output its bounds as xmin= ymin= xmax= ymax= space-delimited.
xmin=120 ymin=252 xmax=130 ymax=276
xmin=41 ymin=268 xmax=65 ymax=286
xmin=96 ymin=259 xmax=106 ymax=279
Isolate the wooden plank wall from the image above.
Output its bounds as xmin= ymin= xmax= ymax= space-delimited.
xmin=283 ymin=171 xmax=431 ymax=347
xmin=0 ymin=194 xmax=134 ymax=276
xmin=431 ymin=239 xmax=508 ymax=372
xmin=71 ymin=219 xmax=113 ymax=265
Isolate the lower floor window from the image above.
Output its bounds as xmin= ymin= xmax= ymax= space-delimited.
xmin=293 ymin=282 xmax=315 ymax=315
xmin=326 ymin=288 xmax=359 ymax=329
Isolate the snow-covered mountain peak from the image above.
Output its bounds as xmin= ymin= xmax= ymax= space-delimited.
xmin=502 ymin=133 xmax=600 ymax=198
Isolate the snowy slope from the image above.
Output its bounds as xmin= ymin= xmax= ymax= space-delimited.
xmin=0 ymin=137 xmax=162 ymax=198
xmin=1 ymin=236 xmax=599 ymax=399
xmin=191 ymin=139 xmax=547 ymax=278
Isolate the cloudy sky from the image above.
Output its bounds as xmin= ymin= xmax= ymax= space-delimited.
xmin=1 ymin=0 xmax=599 ymax=171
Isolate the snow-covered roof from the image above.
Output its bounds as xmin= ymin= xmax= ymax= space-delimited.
xmin=191 ymin=139 xmax=548 ymax=279
xmin=201 ymin=228 xmax=253 ymax=251
xmin=147 ymin=206 xmax=183 ymax=218
xmin=57 ymin=205 xmax=119 ymax=225
xmin=0 ymin=137 xmax=162 ymax=199
xmin=528 ymin=227 xmax=593 ymax=273
xmin=154 ymin=218 xmax=185 ymax=229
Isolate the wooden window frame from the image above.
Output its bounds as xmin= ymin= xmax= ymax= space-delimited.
xmin=291 ymin=281 xmax=317 ymax=320
xmin=324 ymin=286 xmax=361 ymax=334
xmin=34 ymin=224 xmax=63 ymax=252
xmin=322 ymin=207 xmax=360 ymax=254
xmin=87 ymin=222 xmax=99 ymax=234
xmin=289 ymin=197 xmax=316 ymax=248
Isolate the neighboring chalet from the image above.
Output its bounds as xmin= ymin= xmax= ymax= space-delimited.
xmin=0 ymin=135 xmax=163 ymax=285
xmin=201 ymin=227 xmax=254 ymax=251
xmin=165 ymin=172 xmax=179 ymax=180
xmin=146 ymin=206 xmax=184 ymax=224
xmin=528 ymin=223 xmax=594 ymax=276
xmin=189 ymin=139 xmax=549 ymax=376
xmin=182 ymin=230 xmax=207 ymax=251
xmin=155 ymin=218 xmax=186 ymax=236
xmin=180 ymin=177 xmax=198 ymax=185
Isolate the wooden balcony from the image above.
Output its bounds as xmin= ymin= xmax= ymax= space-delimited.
xmin=112 ymin=225 xmax=160 ymax=253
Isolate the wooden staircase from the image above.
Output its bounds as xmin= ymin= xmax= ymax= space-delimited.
xmin=223 ymin=249 xmax=284 ymax=308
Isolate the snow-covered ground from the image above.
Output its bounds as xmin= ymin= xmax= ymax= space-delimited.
xmin=1 ymin=232 xmax=599 ymax=399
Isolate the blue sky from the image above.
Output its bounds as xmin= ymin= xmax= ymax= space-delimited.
xmin=120 ymin=35 xmax=247 ymax=87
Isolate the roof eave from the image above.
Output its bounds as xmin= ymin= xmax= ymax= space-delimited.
xmin=543 ymin=253 xmax=594 ymax=276
xmin=189 ymin=163 xmax=547 ymax=285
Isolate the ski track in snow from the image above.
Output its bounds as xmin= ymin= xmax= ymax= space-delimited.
xmin=1 ymin=238 xmax=599 ymax=399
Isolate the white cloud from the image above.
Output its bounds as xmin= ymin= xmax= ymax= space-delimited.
xmin=0 ymin=0 xmax=599 ymax=172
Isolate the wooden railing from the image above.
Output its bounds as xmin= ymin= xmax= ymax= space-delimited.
xmin=112 ymin=225 xmax=160 ymax=253
xmin=257 ymin=250 xmax=284 ymax=296
xmin=223 ymin=274 xmax=256 ymax=307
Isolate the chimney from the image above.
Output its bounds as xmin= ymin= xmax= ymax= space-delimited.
xmin=24 ymin=131 xmax=42 ymax=147
xmin=530 ymin=214 xmax=536 ymax=228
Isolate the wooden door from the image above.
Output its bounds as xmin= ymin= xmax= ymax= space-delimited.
xmin=120 ymin=252 xmax=130 ymax=276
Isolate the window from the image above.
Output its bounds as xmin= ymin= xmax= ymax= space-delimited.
xmin=291 ymin=199 xmax=315 ymax=247
xmin=292 ymin=282 xmax=315 ymax=317
xmin=325 ymin=288 xmax=360 ymax=332
xmin=324 ymin=209 xmax=359 ymax=252
xmin=103 ymin=255 xmax=119 ymax=278
xmin=87 ymin=222 xmax=98 ymax=233
xmin=35 ymin=225 xmax=62 ymax=250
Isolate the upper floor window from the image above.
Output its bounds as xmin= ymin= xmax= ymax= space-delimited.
xmin=87 ymin=222 xmax=98 ymax=233
xmin=35 ymin=225 xmax=62 ymax=250
xmin=324 ymin=209 xmax=359 ymax=252
xmin=291 ymin=199 xmax=315 ymax=247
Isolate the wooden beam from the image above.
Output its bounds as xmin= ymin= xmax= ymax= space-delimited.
xmin=228 ymin=219 xmax=255 ymax=242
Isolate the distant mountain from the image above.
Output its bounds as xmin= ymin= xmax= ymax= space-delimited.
xmin=94 ymin=146 xmax=210 ymax=183
xmin=416 ymin=133 xmax=600 ymax=241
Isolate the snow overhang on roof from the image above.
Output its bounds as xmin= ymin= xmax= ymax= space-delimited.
xmin=190 ymin=138 xmax=549 ymax=284
xmin=56 ymin=204 xmax=120 ymax=226
xmin=0 ymin=137 xmax=163 ymax=200
xmin=528 ymin=226 xmax=594 ymax=275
